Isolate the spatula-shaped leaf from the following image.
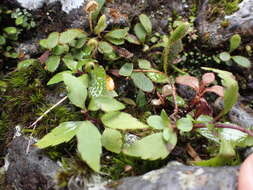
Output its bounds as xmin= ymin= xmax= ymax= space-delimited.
xmin=63 ymin=73 xmax=87 ymax=109
xmin=35 ymin=121 xmax=80 ymax=148
xmin=47 ymin=71 xmax=72 ymax=85
xmin=88 ymin=96 xmax=125 ymax=112
xmin=59 ymin=29 xmax=86 ymax=44
xmin=139 ymin=14 xmax=152 ymax=35
xmin=101 ymin=111 xmax=149 ymax=130
xmin=229 ymin=34 xmax=241 ymax=53
xmin=45 ymin=55 xmax=61 ymax=72
xmin=123 ymin=133 xmax=170 ymax=160
xmin=131 ymin=72 xmax=154 ymax=92
xmin=76 ymin=121 xmax=102 ymax=172
xmin=119 ymin=63 xmax=133 ymax=76
xmin=202 ymin=67 xmax=238 ymax=116
xmin=232 ymin=56 xmax=251 ymax=68
xmin=94 ymin=15 xmax=107 ymax=35
xmin=101 ymin=128 xmax=122 ymax=153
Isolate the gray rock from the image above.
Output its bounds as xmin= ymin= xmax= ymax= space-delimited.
xmin=108 ymin=162 xmax=239 ymax=190
xmin=197 ymin=0 xmax=253 ymax=48
xmin=5 ymin=135 xmax=60 ymax=190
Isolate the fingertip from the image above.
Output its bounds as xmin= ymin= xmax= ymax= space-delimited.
xmin=238 ymin=153 xmax=253 ymax=190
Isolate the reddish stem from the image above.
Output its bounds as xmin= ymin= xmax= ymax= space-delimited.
xmin=194 ymin=123 xmax=253 ymax=137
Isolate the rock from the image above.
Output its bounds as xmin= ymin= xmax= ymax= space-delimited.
xmin=5 ymin=134 xmax=60 ymax=190
xmin=108 ymin=162 xmax=239 ymax=190
xmin=197 ymin=0 xmax=253 ymax=48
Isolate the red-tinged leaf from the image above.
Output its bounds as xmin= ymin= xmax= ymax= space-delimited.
xmin=38 ymin=51 xmax=50 ymax=64
xmin=204 ymin=85 xmax=224 ymax=97
xmin=195 ymin=98 xmax=213 ymax=118
xmin=202 ymin=73 xmax=215 ymax=86
xmin=114 ymin=46 xmax=133 ymax=59
xmin=110 ymin=69 xmax=120 ymax=77
xmin=176 ymin=75 xmax=199 ymax=91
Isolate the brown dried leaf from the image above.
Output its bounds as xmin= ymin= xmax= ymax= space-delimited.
xmin=195 ymin=98 xmax=213 ymax=118
xmin=204 ymin=85 xmax=224 ymax=97
xmin=114 ymin=46 xmax=133 ymax=59
xmin=176 ymin=75 xmax=199 ymax=91
xmin=202 ymin=72 xmax=215 ymax=86
xmin=38 ymin=51 xmax=50 ymax=65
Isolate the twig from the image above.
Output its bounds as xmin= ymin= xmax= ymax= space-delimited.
xmin=133 ymin=69 xmax=164 ymax=74
xmin=28 ymin=96 xmax=68 ymax=129
xmin=194 ymin=122 xmax=253 ymax=137
xmin=25 ymin=96 xmax=68 ymax=154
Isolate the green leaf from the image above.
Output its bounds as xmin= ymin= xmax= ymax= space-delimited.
xmin=59 ymin=29 xmax=86 ymax=44
xmin=52 ymin=44 xmax=69 ymax=55
xmin=47 ymin=71 xmax=72 ymax=85
xmin=76 ymin=121 xmax=102 ymax=172
xmin=63 ymin=73 xmax=87 ymax=109
xmin=130 ymin=72 xmax=154 ymax=92
xmin=101 ymin=111 xmax=149 ymax=130
xmin=0 ymin=35 xmax=6 ymax=45
xmin=35 ymin=121 xmax=80 ymax=148
xmin=75 ymin=37 xmax=87 ymax=49
xmin=94 ymin=15 xmax=107 ymax=35
xmin=146 ymin=71 xmax=169 ymax=83
xmin=147 ymin=115 xmax=166 ymax=130
xmin=138 ymin=59 xmax=151 ymax=69
xmin=139 ymin=14 xmax=152 ymax=35
xmin=104 ymin=28 xmax=128 ymax=39
xmin=92 ymin=0 xmax=105 ymax=23
xmin=119 ymin=63 xmax=133 ymax=76
xmin=98 ymin=41 xmax=114 ymax=54
xmin=134 ymin=23 xmax=146 ymax=43
xmin=202 ymin=67 xmax=238 ymax=116
xmin=47 ymin=32 xmax=60 ymax=49
xmin=162 ymin=128 xmax=171 ymax=141
xmin=89 ymin=66 xmax=106 ymax=98
xmin=176 ymin=117 xmax=193 ymax=132
xmin=123 ymin=133 xmax=170 ymax=160
xmin=105 ymin=37 xmax=124 ymax=45
xmin=63 ymin=55 xmax=78 ymax=71
xmin=229 ymin=34 xmax=241 ymax=53
xmin=219 ymin=52 xmax=231 ymax=62
xmin=15 ymin=16 xmax=24 ymax=25
xmin=3 ymin=27 xmax=17 ymax=35
xmin=125 ymin=34 xmax=141 ymax=45
xmin=45 ymin=55 xmax=61 ymax=72
xmin=169 ymin=23 xmax=189 ymax=44
xmin=101 ymin=128 xmax=122 ymax=153
xmin=232 ymin=56 xmax=251 ymax=68
xmin=88 ymin=96 xmax=125 ymax=112
xmin=17 ymin=59 xmax=37 ymax=70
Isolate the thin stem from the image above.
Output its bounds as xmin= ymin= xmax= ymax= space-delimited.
xmin=194 ymin=123 xmax=253 ymax=137
xmin=133 ymin=69 xmax=164 ymax=74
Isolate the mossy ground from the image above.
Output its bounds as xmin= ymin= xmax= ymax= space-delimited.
xmin=207 ymin=0 xmax=243 ymax=21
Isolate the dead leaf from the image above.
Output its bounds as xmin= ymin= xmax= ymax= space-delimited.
xmin=176 ymin=75 xmax=199 ymax=91
xmin=38 ymin=51 xmax=50 ymax=65
xmin=114 ymin=46 xmax=133 ymax=59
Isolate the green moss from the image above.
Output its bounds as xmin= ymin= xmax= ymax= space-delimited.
xmin=0 ymin=63 xmax=82 ymax=151
xmin=208 ymin=0 xmax=243 ymax=21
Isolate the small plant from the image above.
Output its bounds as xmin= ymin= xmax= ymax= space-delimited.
xmin=176 ymin=72 xmax=224 ymax=118
xmin=0 ymin=6 xmax=36 ymax=59
xmin=217 ymin=34 xmax=251 ymax=68
xmin=16 ymin=2 xmax=253 ymax=173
